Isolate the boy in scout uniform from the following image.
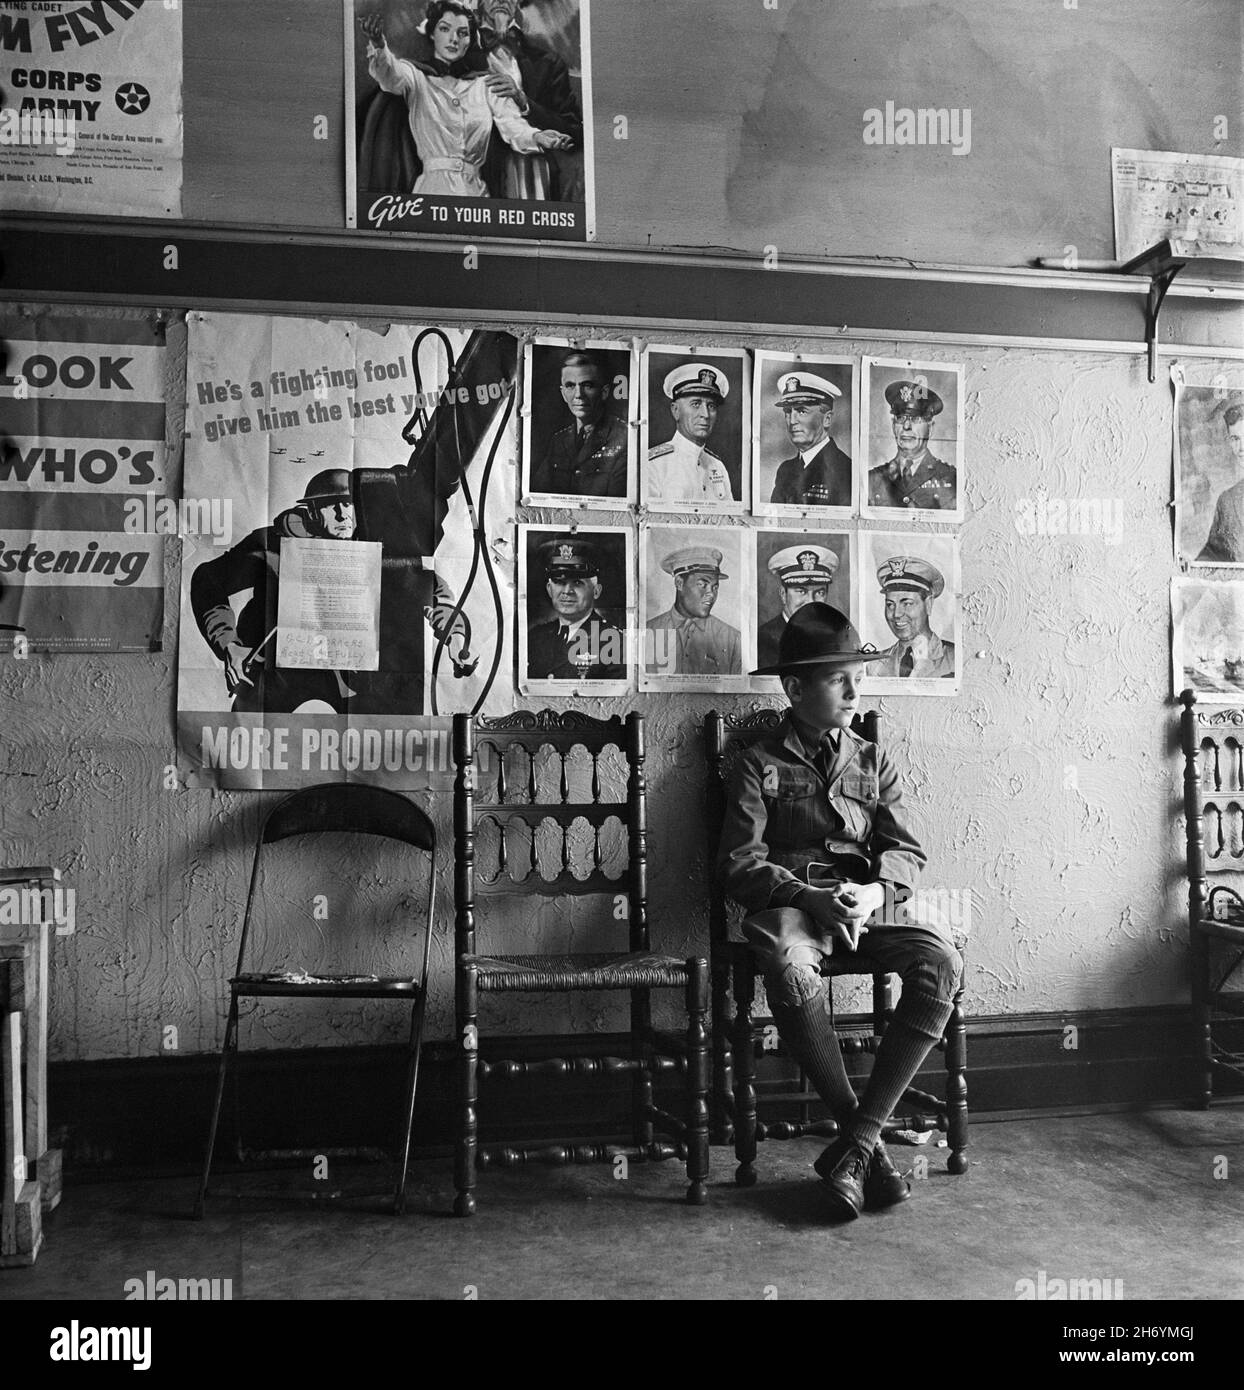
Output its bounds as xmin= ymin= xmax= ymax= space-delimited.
xmin=646 ymin=363 xmax=735 ymax=504
xmin=645 ymin=545 xmax=741 ymax=675
xmin=527 ymin=535 xmax=626 ymax=680
xmin=717 ymin=602 xmax=963 ymax=1220
xmin=769 ymin=371 xmax=853 ymax=508
xmin=873 ymin=556 xmax=956 ymax=679
xmin=756 ymin=544 xmax=839 ymax=670
xmin=531 ymin=351 xmax=629 ymax=498
xmin=867 ymin=380 xmax=958 ymax=510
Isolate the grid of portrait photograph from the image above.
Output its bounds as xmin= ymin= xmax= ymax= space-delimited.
xmin=515 ymin=339 xmax=967 ymax=696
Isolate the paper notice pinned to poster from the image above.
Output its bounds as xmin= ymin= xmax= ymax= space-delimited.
xmin=0 ymin=0 xmax=183 ymax=217
xmin=1112 ymin=149 xmax=1244 ymax=263
xmin=276 ymin=537 xmax=382 ymax=671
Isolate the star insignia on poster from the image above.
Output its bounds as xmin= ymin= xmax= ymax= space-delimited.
xmin=116 ymin=82 xmax=151 ymax=116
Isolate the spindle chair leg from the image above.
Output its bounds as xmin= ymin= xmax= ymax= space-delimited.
xmin=454 ymin=965 xmax=478 ymax=1217
xmin=685 ymin=959 xmax=710 ymax=1204
xmin=945 ymin=987 xmax=969 ymax=1174
xmin=732 ymin=953 xmax=758 ymax=1188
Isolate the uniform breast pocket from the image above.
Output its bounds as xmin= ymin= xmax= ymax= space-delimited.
xmin=764 ymin=777 xmax=821 ymax=843
xmin=840 ymin=771 xmax=879 ymax=807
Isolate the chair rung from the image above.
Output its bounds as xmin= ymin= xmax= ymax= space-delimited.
xmin=477 ymin=1140 xmax=681 ymax=1169
xmin=479 ymin=1054 xmax=674 ymax=1080
xmin=645 ymin=1105 xmax=686 ymax=1140
xmin=757 ymin=1118 xmax=839 ymax=1141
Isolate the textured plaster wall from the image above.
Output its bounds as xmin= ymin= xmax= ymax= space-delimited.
xmin=0 ymin=303 xmax=1218 ymax=1062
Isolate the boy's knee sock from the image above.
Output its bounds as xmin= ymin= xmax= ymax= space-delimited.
xmin=850 ymin=990 xmax=953 ymax=1153
xmin=764 ymin=965 xmax=857 ymax=1127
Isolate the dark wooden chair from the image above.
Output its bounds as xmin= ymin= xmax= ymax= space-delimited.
xmin=704 ymin=708 xmax=969 ymax=1185
xmin=1179 ymin=689 xmax=1244 ymax=1105
xmin=194 ymin=784 xmax=436 ymax=1218
xmin=452 ymin=710 xmax=709 ymax=1215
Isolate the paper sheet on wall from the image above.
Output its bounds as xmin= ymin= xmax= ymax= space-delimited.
xmin=0 ymin=0 xmax=183 ymax=217
xmin=276 ymin=538 xmax=382 ymax=671
xmin=1112 ymin=148 xmax=1244 ymax=263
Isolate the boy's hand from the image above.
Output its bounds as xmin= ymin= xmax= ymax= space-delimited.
xmin=802 ymin=881 xmax=885 ymax=953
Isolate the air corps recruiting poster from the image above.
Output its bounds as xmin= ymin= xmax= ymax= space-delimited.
xmin=177 ymin=312 xmax=518 ymax=790
xmin=344 ymin=0 xmax=594 ymax=242
xmin=0 ymin=314 xmax=166 ymax=653
xmin=0 ymin=0 xmax=183 ymax=218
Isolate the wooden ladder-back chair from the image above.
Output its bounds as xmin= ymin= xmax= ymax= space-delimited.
xmin=194 ymin=783 xmax=436 ymax=1218
xmin=452 ymin=710 xmax=709 ymax=1216
xmin=704 ymin=708 xmax=969 ymax=1186
xmin=1179 ymin=689 xmax=1244 ymax=1104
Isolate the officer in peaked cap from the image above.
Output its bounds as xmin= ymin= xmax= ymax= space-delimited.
xmin=756 ymin=544 xmax=841 ymax=670
xmin=645 ymin=543 xmax=742 ymax=676
xmin=769 ymin=369 xmax=853 ymax=509
xmin=645 ymin=362 xmax=735 ymax=505
xmin=527 ymin=534 xmax=626 ymax=682
xmin=873 ymin=555 xmax=955 ymax=678
xmin=868 ymin=378 xmax=958 ymax=512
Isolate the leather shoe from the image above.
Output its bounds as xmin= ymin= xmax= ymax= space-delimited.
xmin=864 ymin=1139 xmax=911 ymax=1210
xmin=813 ymin=1135 xmax=869 ymax=1220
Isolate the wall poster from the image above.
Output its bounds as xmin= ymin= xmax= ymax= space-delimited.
xmin=0 ymin=0 xmax=182 ymax=217
xmin=177 ymin=312 xmax=517 ymax=790
xmin=345 ymin=0 xmax=594 ymax=241
xmin=0 ymin=313 xmax=166 ymax=653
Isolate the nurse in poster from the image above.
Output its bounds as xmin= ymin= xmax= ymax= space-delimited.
xmin=346 ymin=0 xmax=595 ymax=241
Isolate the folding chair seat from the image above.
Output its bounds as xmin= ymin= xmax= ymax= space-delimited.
xmin=193 ymin=782 xmax=436 ymax=1217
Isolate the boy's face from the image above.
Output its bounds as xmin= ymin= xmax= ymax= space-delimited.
xmin=786 ymin=661 xmax=864 ymax=732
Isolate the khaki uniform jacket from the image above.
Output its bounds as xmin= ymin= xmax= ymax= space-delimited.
xmin=717 ymin=712 xmax=926 ymax=914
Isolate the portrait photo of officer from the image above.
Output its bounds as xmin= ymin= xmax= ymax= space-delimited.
xmin=754 ymin=536 xmax=851 ymax=675
xmin=641 ymin=526 xmax=749 ymax=689
xmin=523 ymin=340 xmax=635 ymax=505
xmin=752 ymin=352 xmax=856 ymax=516
xmin=857 ymin=533 xmax=961 ymax=694
xmin=1180 ymin=391 xmax=1244 ymax=566
xmin=521 ymin=526 xmax=630 ymax=688
xmin=862 ymin=358 xmax=964 ymax=522
xmin=641 ymin=347 xmax=749 ymax=513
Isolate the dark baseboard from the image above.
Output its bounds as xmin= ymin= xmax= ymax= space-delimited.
xmin=47 ymin=1004 xmax=1244 ymax=1174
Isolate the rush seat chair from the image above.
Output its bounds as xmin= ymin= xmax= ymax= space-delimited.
xmin=194 ymin=783 xmax=436 ymax=1218
xmin=1179 ymin=689 xmax=1244 ymax=1105
xmin=452 ymin=710 xmax=709 ymax=1215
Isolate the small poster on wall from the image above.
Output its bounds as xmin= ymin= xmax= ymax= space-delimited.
xmin=860 ymin=357 xmax=964 ymax=522
xmin=751 ymin=352 xmax=857 ymax=520
xmin=857 ymin=531 xmax=961 ymax=696
xmin=518 ymin=523 xmax=632 ymax=695
xmin=638 ymin=523 xmax=752 ymax=693
xmin=751 ymin=529 xmax=855 ymax=687
xmin=1173 ymin=367 xmax=1244 ymax=567
xmin=521 ymin=338 xmax=636 ymax=507
xmin=345 ymin=0 xmax=595 ymax=241
xmin=1171 ymin=577 xmax=1244 ymax=704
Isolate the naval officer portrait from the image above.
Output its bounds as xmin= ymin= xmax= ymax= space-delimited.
xmin=1194 ymin=402 xmax=1244 ymax=564
xmin=525 ymin=532 xmax=627 ymax=682
xmin=645 ymin=544 xmax=742 ymax=678
xmin=768 ymin=371 xmax=853 ymax=508
xmin=756 ymin=544 xmax=840 ymax=671
xmin=873 ymin=556 xmax=955 ymax=680
xmin=866 ymin=377 xmax=959 ymax=514
xmin=642 ymin=348 xmax=747 ymax=511
xmin=527 ymin=347 xmax=631 ymax=501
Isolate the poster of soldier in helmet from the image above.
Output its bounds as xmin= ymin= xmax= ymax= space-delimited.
xmin=856 ymin=531 xmax=962 ymax=696
xmin=638 ymin=522 xmax=752 ymax=693
xmin=751 ymin=351 xmax=857 ymax=521
xmin=639 ymin=346 xmax=750 ymax=516
xmin=521 ymin=337 xmax=637 ymax=508
xmin=177 ymin=311 xmax=518 ymax=790
xmin=751 ymin=529 xmax=855 ymax=691
xmin=518 ymin=524 xmax=633 ymax=695
xmin=860 ymin=357 xmax=965 ymax=523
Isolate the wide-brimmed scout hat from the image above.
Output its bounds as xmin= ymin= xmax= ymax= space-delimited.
xmin=751 ymin=601 xmax=887 ymax=676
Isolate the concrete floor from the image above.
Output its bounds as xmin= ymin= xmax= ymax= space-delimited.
xmin=4 ymin=1109 xmax=1242 ymax=1301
